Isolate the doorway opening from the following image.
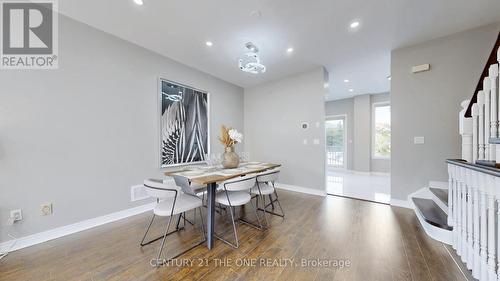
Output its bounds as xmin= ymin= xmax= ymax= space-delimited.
xmin=325 ymin=116 xmax=346 ymax=169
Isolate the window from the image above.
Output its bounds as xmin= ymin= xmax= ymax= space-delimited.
xmin=372 ymin=103 xmax=391 ymax=159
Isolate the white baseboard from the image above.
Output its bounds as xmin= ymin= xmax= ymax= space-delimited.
xmin=334 ymin=170 xmax=390 ymax=176
xmin=276 ymin=183 xmax=327 ymax=197
xmin=0 ymin=202 xmax=155 ymax=254
xmin=370 ymin=172 xmax=390 ymax=176
xmin=390 ymin=198 xmax=412 ymax=209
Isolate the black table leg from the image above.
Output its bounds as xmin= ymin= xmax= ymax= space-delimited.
xmin=206 ymin=182 xmax=217 ymax=249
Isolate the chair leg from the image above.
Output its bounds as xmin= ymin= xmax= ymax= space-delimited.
xmin=269 ymin=194 xmax=275 ymax=210
xmin=228 ymin=205 xmax=239 ymax=248
xmin=249 ymin=198 xmax=263 ymax=230
xmin=214 ymin=204 xmax=239 ymax=249
xmin=155 ymin=214 xmax=175 ymax=266
xmin=175 ymin=213 xmax=182 ymax=230
xmin=275 ymin=190 xmax=285 ymax=218
xmin=262 ymin=195 xmax=270 ymax=227
xmin=140 ymin=214 xmax=156 ymax=246
xmin=197 ymin=207 xmax=206 ymax=239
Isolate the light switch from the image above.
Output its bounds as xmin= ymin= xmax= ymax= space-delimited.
xmin=303 ymin=139 xmax=308 ymax=145
xmin=414 ymin=136 xmax=425 ymax=144
xmin=313 ymin=139 xmax=320 ymax=145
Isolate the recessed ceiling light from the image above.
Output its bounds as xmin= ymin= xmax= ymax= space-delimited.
xmin=286 ymin=47 xmax=294 ymax=54
xmin=349 ymin=20 xmax=360 ymax=29
xmin=205 ymin=41 xmax=213 ymax=47
xmin=344 ymin=79 xmax=349 ymax=83
xmin=349 ymin=89 xmax=354 ymax=92
xmin=133 ymin=0 xmax=143 ymax=5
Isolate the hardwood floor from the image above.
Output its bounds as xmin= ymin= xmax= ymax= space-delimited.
xmin=0 ymin=191 xmax=472 ymax=281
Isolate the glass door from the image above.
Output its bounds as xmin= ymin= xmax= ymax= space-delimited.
xmin=325 ymin=117 xmax=346 ymax=168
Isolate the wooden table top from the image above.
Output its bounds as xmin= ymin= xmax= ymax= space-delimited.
xmin=164 ymin=163 xmax=281 ymax=185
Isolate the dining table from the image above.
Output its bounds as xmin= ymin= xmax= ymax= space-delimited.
xmin=165 ymin=162 xmax=281 ymax=250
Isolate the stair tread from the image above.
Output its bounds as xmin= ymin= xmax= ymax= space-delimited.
xmin=412 ymin=198 xmax=452 ymax=231
xmin=429 ymin=187 xmax=448 ymax=206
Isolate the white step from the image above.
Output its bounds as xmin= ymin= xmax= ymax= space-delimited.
xmin=408 ymin=187 xmax=452 ymax=245
xmin=428 ymin=181 xmax=448 ymax=189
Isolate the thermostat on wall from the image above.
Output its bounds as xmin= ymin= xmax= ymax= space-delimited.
xmin=301 ymin=122 xmax=309 ymax=130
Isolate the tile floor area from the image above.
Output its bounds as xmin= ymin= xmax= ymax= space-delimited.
xmin=326 ymin=168 xmax=391 ymax=204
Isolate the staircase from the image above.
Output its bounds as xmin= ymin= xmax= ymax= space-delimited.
xmin=410 ymin=181 xmax=453 ymax=244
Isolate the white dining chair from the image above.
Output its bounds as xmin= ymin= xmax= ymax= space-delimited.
xmin=214 ymin=174 xmax=263 ymax=248
xmin=251 ymin=168 xmax=285 ymax=226
xmin=140 ymin=178 xmax=206 ymax=266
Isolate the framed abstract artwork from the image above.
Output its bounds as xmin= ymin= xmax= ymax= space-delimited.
xmin=159 ymin=78 xmax=209 ymax=167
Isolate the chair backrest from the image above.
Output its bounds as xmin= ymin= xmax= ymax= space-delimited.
xmin=223 ymin=175 xmax=256 ymax=191
xmin=256 ymin=169 xmax=280 ymax=183
xmin=143 ymin=178 xmax=181 ymax=199
xmin=172 ymin=175 xmax=197 ymax=195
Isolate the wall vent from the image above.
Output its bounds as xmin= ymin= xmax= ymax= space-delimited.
xmin=131 ymin=184 xmax=148 ymax=202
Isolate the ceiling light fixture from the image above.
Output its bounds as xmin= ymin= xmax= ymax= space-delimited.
xmin=286 ymin=47 xmax=294 ymax=54
xmin=205 ymin=41 xmax=213 ymax=47
xmin=239 ymin=42 xmax=266 ymax=74
xmin=133 ymin=0 xmax=144 ymax=5
xmin=344 ymin=79 xmax=349 ymax=83
xmin=349 ymin=20 xmax=360 ymax=29
xmin=349 ymin=89 xmax=354 ymax=92
xmin=387 ymin=75 xmax=391 ymax=81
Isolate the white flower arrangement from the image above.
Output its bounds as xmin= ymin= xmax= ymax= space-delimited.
xmin=219 ymin=125 xmax=243 ymax=148
xmin=228 ymin=129 xmax=243 ymax=143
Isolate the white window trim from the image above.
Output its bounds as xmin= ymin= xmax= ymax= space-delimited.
xmin=372 ymin=101 xmax=391 ymax=160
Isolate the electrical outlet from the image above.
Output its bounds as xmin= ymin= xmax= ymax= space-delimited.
xmin=414 ymin=136 xmax=425 ymax=144
xmin=10 ymin=209 xmax=22 ymax=222
xmin=40 ymin=203 xmax=53 ymax=216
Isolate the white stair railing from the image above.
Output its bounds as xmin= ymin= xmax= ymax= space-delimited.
xmin=448 ymin=161 xmax=500 ymax=281
xmin=461 ymin=48 xmax=500 ymax=164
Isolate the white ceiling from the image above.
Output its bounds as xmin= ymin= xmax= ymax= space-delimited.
xmin=59 ymin=0 xmax=500 ymax=101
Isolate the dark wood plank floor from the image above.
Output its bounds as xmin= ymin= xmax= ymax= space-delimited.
xmin=0 ymin=191 xmax=472 ymax=281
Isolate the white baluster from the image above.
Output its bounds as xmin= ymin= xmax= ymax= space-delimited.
xmin=466 ymin=169 xmax=474 ymax=269
xmin=496 ymin=179 xmax=500 ymax=281
xmin=492 ymin=64 xmax=499 ymax=140
xmin=473 ymin=103 xmax=480 ymax=163
xmin=461 ymin=167 xmax=468 ymax=263
xmin=487 ymin=183 xmax=497 ymax=281
xmin=480 ymin=175 xmax=488 ymax=281
xmin=485 ymin=78 xmax=491 ymax=160
xmin=448 ymin=164 xmax=454 ymax=226
xmin=460 ymin=99 xmax=473 ymax=162
xmin=472 ymin=169 xmax=480 ymax=279
xmin=492 ymin=60 xmax=500 ymax=162
xmin=453 ymin=165 xmax=460 ymax=250
xmin=478 ymin=91 xmax=486 ymax=160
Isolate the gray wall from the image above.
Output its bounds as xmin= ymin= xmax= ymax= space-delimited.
xmin=353 ymin=95 xmax=372 ymax=172
xmin=244 ymin=68 xmax=328 ymax=191
xmin=0 ymin=16 xmax=244 ymax=243
xmin=391 ymin=22 xmax=500 ymax=200
xmin=325 ymin=98 xmax=354 ymax=170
